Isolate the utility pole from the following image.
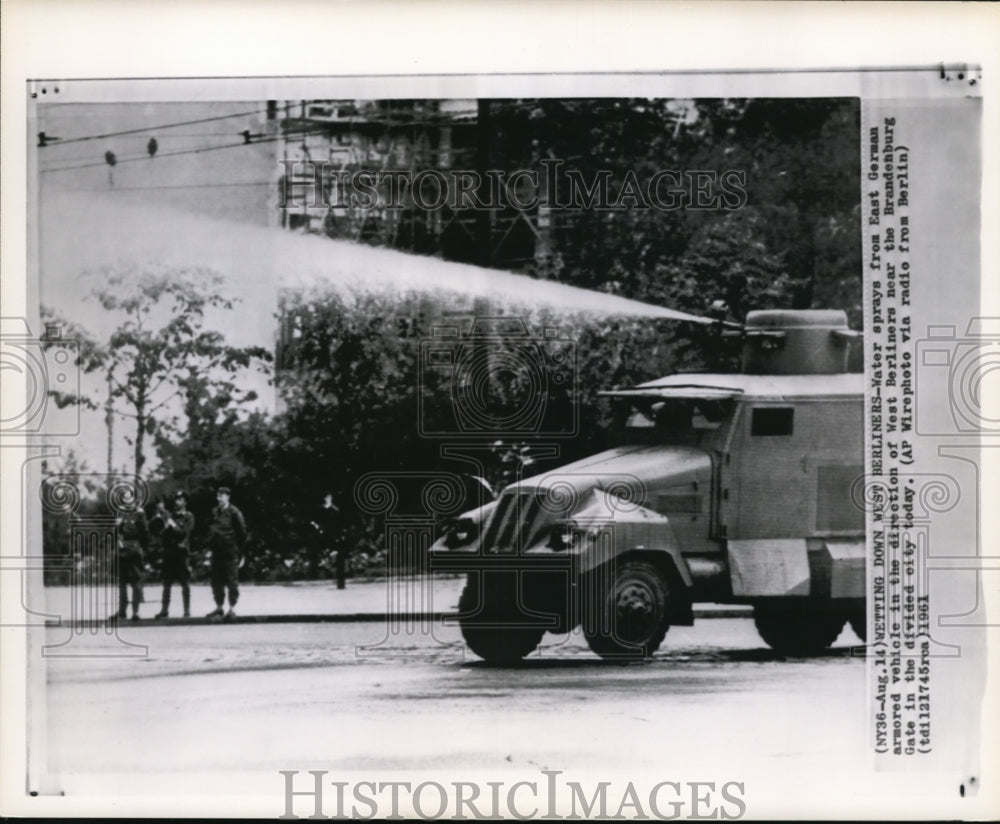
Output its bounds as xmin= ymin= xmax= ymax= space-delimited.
xmin=476 ymin=99 xmax=494 ymax=268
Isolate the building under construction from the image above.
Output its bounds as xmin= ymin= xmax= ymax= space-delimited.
xmin=276 ymin=99 xmax=553 ymax=273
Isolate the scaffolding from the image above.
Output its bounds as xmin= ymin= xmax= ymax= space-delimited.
xmin=276 ymin=99 xmax=552 ymax=273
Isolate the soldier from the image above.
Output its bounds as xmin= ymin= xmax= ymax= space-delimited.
xmin=154 ymin=491 xmax=195 ymax=619
xmin=113 ymin=504 xmax=149 ymax=622
xmin=312 ymin=492 xmax=344 ymax=588
xmin=205 ymin=486 xmax=246 ymax=620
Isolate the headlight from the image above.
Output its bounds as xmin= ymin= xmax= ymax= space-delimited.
xmin=548 ymin=520 xmax=580 ymax=551
xmin=443 ymin=517 xmax=480 ymax=549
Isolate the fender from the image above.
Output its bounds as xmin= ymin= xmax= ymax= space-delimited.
xmin=545 ymin=520 xmax=694 ymax=626
xmin=565 ymin=519 xmax=694 ymax=588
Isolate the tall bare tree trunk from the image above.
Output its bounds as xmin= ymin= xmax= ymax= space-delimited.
xmin=134 ymin=401 xmax=147 ymax=477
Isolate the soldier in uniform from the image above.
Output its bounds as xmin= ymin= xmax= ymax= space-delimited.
xmin=154 ymin=491 xmax=195 ymax=619
xmin=205 ymin=486 xmax=246 ymax=620
xmin=312 ymin=492 xmax=345 ymax=588
xmin=113 ymin=504 xmax=149 ymax=622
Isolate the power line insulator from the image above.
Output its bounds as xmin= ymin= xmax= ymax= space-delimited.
xmin=147 ymin=137 xmax=158 ymax=157
xmin=104 ymin=150 xmax=117 ymax=167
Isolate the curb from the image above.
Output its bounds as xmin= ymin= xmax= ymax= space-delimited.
xmin=47 ymin=606 xmax=753 ymax=629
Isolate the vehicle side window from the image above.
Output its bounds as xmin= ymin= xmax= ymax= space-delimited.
xmin=751 ymin=407 xmax=794 ymax=436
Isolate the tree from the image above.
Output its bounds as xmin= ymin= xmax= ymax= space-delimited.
xmin=43 ymin=264 xmax=272 ymax=478
xmin=40 ymin=449 xmax=99 ymax=584
xmin=484 ymin=97 xmax=861 ymax=325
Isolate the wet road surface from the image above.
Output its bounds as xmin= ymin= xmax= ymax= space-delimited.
xmin=43 ymin=617 xmax=868 ymax=793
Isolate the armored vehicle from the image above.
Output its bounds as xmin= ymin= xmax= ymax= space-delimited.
xmin=429 ymin=309 xmax=866 ymax=662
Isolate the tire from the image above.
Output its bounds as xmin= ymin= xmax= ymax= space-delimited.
xmin=584 ymin=560 xmax=671 ymax=660
xmin=458 ymin=576 xmax=545 ymax=664
xmin=754 ymin=602 xmax=846 ymax=656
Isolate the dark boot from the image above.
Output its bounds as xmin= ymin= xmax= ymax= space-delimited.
xmin=155 ymin=587 xmax=170 ymax=619
xmin=182 ymin=587 xmax=191 ymax=618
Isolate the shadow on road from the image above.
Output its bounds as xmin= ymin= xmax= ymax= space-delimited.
xmin=461 ymin=643 xmax=866 ymax=669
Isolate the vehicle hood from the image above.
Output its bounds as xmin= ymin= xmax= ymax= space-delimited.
xmin=484 ymin=445 xmax=712 ymax=551
xmin=431 ymin=445 xmax=712 ymax=554
xmin=518 ymin=444 xmax=711 ymax=508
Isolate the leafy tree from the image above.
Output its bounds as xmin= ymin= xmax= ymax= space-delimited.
xmin=40 ymin=449 xmax=98 ymax=584
xmin=43 ymin=264 xmax=272 ymax=478
xmin=269 ymin=290 xmax=691 ymax=536
xmin=276 ymin=288 xmax=434 ymax=489
xmin=486 ymin=97 xmax=860 ymax=326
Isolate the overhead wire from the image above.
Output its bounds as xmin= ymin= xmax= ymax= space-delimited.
xmin=37 ymin=103 xmax=292 ymax=146
xmin=38 ymin=99 xmax=482 ymax=149
xmin=36 ymin=99 xmax=557 ymax=175
xmin=39 ymin=126 xmax=336 ymax=173
xmin=37 ymin=97 xmax=630 ymax=152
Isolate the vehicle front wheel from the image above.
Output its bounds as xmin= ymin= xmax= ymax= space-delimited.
xmin=457 ymin=576 xmax=545 ymax=664
xmin=754 ymin=602 xmax=846 ymax=656
xmin=584 ymin=560 xmax=671 ymax=660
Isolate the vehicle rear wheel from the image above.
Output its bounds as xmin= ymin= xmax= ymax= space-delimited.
xmin=584 ymin=560 xmax=670 ymax=660
xmin=754 ymin=602 xmax=846 ymax=656
xmin=458 ymin=575 xmax=545 ymax=664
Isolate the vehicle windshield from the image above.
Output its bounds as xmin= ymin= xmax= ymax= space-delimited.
xmin=614 ymin=397 xmax=732 ymax=446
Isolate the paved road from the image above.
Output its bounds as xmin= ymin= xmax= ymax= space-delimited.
xmin=42 ymin=617 xmax=870 ymax=810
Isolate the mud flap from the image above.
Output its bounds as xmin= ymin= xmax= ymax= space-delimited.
xmin=825 ymin=539 xmax=866 ymax=599
xmin=727 ymin=539 xmax=810 ymax=597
